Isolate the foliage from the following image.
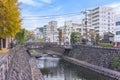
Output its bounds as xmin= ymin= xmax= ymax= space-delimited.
xmin=95 ymin=34 xmax=100 ymax=45
xmin=111 ymin=56 xmax=120 ymax=69
xmin=31 ymin=50 xmax=37 ymax=54
xmin=38 ymin=38 xmax=44 ymax=42
xmin=70 ymin=32 xmax=81 ymax=44
xmin=15 ymin=29 xmax=26 ymax=44
xmin=0 ymin=0 xmax=21 ymax=38
xmin=58 ymin=29 xmax=62 ymax=45
xmin=88 ymin=30 xmax=95 ymax=42
xmin=82 ymin=38 xmax=87 ymax=44
xmin=98 ymin=43 xmax=114 ymax=47
xmin=26 ymin=31 xmax=35 ymax=41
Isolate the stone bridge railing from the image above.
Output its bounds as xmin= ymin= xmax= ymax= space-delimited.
xmin=26 ymin=42 xmax=65 ymax=53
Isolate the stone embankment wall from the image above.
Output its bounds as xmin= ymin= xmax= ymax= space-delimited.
xmin=0 ymin=45 xmax=43 ymax=80
xmin=26 ymin=42 xmax=120 ymax=68
xmin=64 ymin=45 xmax=120 ymax=68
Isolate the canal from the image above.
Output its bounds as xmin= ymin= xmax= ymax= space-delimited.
xmin=37 ymin=54 xmax=116 ymax=80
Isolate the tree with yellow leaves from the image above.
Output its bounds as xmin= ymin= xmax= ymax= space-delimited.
xmin=0 ymin=0 xmax=21 ymax=49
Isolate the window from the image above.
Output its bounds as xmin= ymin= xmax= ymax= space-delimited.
xmin=116 ymin=31 xmax=120 ymax=35
xmin=116 ymin=21 xmax=120 ymax=26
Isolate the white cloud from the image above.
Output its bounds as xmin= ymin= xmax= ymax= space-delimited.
xmin=21 ymin=10 xmax=83 ymax=30
xmin=18 ymin=0 xmax=42 ymax=6
xmin=41 ymin=0 xmax=53 ymax=4
xmin=105 ymin=2 xmax=120 ymax=14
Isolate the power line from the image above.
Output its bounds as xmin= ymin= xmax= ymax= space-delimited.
xmin=22 ymin=6 xmax=120 ymax=20
xmin=22 ymin=12 xmax=83 ymax=20
xmin=23 ymin=12 xmax=82 ymax=17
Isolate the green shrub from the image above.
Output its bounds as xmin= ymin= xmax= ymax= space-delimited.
xmin=98 ymin=43 xmax=114 ymax=47
xmin=31 ymin=50 xmax=37 ymax=53
xmin=111 ymin=56 xmax=120 ymax=69
xmin=82 ymin=38 xmax=87 ymax=44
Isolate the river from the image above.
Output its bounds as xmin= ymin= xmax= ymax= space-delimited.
xmin=37 ymin=54 xmax=116 ymax=80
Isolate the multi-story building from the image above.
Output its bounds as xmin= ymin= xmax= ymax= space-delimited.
xmin=44 ymin=25 xmax=50 ymax=42
xmin=91 ymin=6 xmax=115 ymax=36
xmin=72 ymin=23 xmax=83 ymax=33
xmin=82 ymin=6 xmax=115 ymax=40
xmin=63 ymin=21 xmax=84 ymax=44
xmin=114 ymin=15 xmax=120 ymax=47
xmin=63 ymin=21 xmax=72 ymax=44
xmin=32 ymin=27 xmax=44 ymax=41
xmin=43 ymin=21 xmax=58 ymax=42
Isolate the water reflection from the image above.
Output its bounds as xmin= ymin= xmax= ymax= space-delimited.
xmin=37 ymin=55 xmax=116 ymax=80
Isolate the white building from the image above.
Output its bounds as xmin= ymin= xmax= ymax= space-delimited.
xmin=114 ymin=15 xmax=120 ymax=47
xmin=63 ymin=21 xmax=84 ymax=44
xmin=32 ymin=27 xmax=44 ymax=41
xmin=43 ymin=21 xmax=58 ymax=42
xmin=90 ymin=6 xmax=115 ymax=36
xmin=72 ymin=23 xmax=83 ymax=33
xmin=63 ymin=21 xmax=72 ymax=44
xmin=44 ymin=25 xmax=51 ymax=42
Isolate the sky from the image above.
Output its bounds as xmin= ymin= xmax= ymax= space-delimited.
xmin=18 ymin=0 xmax=120 ymax=30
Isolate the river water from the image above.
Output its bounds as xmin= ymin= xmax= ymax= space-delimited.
xmin=37 ymin=54 xmax=116 ymax=80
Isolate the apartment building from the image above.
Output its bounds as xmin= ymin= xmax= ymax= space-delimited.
xmin=63 ymin=21 xmax=84 ymax=44
xmin=63 ymin=21 xmax=72 ymax=44
xmin=43 ymin=21 xmax=58 ymax=42
xmin=90 ymin=6 xmax=115 ymax=36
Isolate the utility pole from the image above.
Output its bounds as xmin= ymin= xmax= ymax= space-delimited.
xmin=85 ymin=9 xmax=88 ymax=41
xmin=81 ymin=9 xmax=91 ymax=42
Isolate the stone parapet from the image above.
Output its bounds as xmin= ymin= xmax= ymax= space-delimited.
xmin=0 ymin=45 xmax=43 ymax=80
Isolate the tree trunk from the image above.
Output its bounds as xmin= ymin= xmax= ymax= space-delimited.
xmin=0 ymin=38 xmax=3 ymax=50
xmin=3 ymin=39 xmax=6 ymax=48
xmin=0 ymin=38 xmax=1 ymax=50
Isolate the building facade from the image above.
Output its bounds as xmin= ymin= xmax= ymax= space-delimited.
xmin=43 ymin=21 xmax=58 ymax=42
xmin=63 ymin=21 xmax=72 ymax=44
xmin=114 ymin=15 xmax=120 ymax=47
xmin=90 ymin=6 xmax=115 ymax=36
xmin=63 ymin=21 xmax=84 ymax=44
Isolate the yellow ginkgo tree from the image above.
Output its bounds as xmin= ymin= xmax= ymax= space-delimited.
xmin=0 ymin=0 xmax=22 ymax=49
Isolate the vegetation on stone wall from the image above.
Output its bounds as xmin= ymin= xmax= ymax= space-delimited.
xmin=82 ymin=38 xmax=87 ymax=44
xmin=111 ymin=56 xmax=120 ymax=70
xmin=98 ymin=43 xmax=114 ymax=47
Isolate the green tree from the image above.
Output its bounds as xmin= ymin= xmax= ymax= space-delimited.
xmin=26 ymin=31 xmax=35 ymax=41
xmin=70 ymin=32 xmax=81 ymax=44
xmin=58 ymin=29 xmax=62 ymax=45
xmin=88 ymin=30 xmax=95 ymax=42
xmin=15 ymin=29 xmax=26 ymax=44
xmin=38 ymin=38 xmax=44 ymax=42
